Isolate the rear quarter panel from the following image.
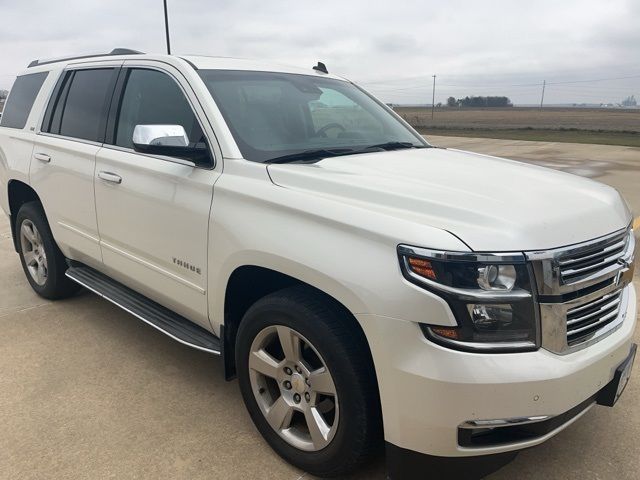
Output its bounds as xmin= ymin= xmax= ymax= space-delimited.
xmin=0 ymin=68 xmax=60 ymax=216
xmin=0 ymin=128 xmax=34 ymax=215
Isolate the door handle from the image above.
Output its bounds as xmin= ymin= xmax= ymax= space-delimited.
xmin=98 ymin=171 xmax=122 ymax=184
xmin=34 ymin=153 xmax=51 ymax=163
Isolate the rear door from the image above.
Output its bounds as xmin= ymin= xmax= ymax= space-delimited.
xmin=30 ymin=64 xmax=120 ymax=266
xmin=94 ymin=62 xmax=219 ymax=328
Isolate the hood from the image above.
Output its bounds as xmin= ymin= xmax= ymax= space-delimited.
xmin=267 ymin=148 xmax=631 ymax=252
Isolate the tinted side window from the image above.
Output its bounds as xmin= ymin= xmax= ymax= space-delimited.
xmin=114 ymin=69 xmax=205 ymax=149
xmin=0 ymin=72 xmax=48 ymax=129
xmin=52 ymin=69 xmax=116 ymax=142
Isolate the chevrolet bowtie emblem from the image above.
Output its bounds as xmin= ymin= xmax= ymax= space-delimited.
xmin=617 ymin=258 xmax=630 ymax=267
xmin=615 ymin=258 xmax=635 ymax=286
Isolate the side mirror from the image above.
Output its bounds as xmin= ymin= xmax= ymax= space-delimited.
xmin=132 ymin=125 xmax=210 ymax=165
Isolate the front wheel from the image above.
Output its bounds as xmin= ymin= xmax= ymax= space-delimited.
xmin=236 ymin=286 xmax=382 ymax=477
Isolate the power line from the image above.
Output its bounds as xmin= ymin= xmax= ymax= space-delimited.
xmin=546 ymin=84 xmax=638 ymax=93
xmin=546 ymin=74 xmax=640 ymax=85
xmin=371 ymin=83 xmax=542 ymax=92
xmin=360 ymin=73 xmax=640 ymax=92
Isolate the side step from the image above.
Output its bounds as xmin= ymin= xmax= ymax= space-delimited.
xmin=66 ymin=265 xmax=221 ymax=355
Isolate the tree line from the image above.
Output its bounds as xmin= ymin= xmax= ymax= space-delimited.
xmin=446 ymin=96 xmax=513 ymax=107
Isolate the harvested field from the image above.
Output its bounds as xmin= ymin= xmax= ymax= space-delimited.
xmin=418 ymin=128 xmax=640 ymax=147
xmin=395 ymin=107 xmax=640 ymax=146
xmin=395 ymin=107 xmax=640 ymax=131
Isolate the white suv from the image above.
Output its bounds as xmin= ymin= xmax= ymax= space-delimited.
xmin=0 ymin=49 xmax=636 ymax=479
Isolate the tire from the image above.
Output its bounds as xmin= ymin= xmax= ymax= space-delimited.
xmin=236 ymin=286 xmax=383 ymax=477
xmin=15 ymin=202 xmax=79 ymax=300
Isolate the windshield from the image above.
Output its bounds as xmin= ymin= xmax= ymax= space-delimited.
xmin=197 ymin=70 xmax=428 ymax=163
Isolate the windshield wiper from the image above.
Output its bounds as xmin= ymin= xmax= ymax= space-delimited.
xmin=358 ymin=141 xmax=428 ymax=152
xmin=265 ymin=142 xmax=429 ymax=164
xmin=265 ymin=148 xmax=356 ymax=164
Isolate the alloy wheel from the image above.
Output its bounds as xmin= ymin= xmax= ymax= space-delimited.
xmin=248 ymin=325 xmax=339 ymax=452
xmin=19 ymin=219 xmax=48 ymax=286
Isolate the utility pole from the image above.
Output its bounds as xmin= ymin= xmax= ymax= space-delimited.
xmin=539 ymin=80 xmax=546 ymax=110
xmin=431 ymin=75 xmax=436 ymax=119
xmin=163 ymin=0 xmax=172 ymax=54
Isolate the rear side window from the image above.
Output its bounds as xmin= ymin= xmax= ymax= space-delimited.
xmin=0 ymin=72 xmax=48 ymax=129
xmin=43 ymin=68 xmax=117 ymax=142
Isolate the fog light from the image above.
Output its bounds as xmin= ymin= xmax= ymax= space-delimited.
xmin=469 ymin=304 xmax=514 ymax=330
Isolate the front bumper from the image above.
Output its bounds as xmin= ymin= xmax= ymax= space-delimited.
xmin=385 ymin=356 xmax=635 ymax=480
xmin=357 ymin=282 xmax=637 ymax=459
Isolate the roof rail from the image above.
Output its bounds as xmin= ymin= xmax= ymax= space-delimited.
xmin=28 ymin=48 xmax=145 ymax=68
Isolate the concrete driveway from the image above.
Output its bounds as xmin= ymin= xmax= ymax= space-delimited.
xmin=1 ymin=136 xmax=638 ymax=479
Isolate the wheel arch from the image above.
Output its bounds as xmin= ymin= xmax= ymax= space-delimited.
xmin=221 ymin=264 xmax=373 ymax=383
xmin=7 ymin=180 xmax=42 ymax=252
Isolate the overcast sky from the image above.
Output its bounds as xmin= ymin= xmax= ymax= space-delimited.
xmin=1 ymin=0 xmax=639 ymax=105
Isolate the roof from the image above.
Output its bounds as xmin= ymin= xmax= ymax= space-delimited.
xmin=180 ymin=55 xmax=346 ymax=80
xmin=22 ymin=49 xmax=346 ymax=81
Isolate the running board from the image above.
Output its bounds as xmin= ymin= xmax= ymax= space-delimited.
xmin=65 ymin=265 xmax=221 ymax=355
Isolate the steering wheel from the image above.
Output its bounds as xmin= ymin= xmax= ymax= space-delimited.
xmin=317 ymin=123 xmax=347 ymax=138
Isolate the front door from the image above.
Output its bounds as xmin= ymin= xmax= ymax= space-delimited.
xmin=94 ymin=64 xmax=219 ymax=328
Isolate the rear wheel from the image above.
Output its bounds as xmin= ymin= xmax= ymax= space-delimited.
xmin=16 ymin=202 xmax=79 ymax=299
xmin=236 ymin=286 xmax=382 ymax=477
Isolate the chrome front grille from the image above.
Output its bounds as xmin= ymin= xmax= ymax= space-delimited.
xmin=566 ymin=289 xmax=623 ymax=345
xmin=558 ymin=230 xmax=628 ymax=285
xmin=527 ymin=226 xmax=635 ymax=354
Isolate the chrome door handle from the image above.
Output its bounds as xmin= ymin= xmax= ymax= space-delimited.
xmin=98 ymin=171 xmax=122 ymax=184
xmin=34 ymin=153 xmax=51 ymax=163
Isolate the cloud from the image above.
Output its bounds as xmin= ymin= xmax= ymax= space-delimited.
xmin=0 ymin=0 xmax=638 ymax=104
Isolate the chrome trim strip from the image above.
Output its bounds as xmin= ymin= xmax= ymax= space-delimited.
xmin=36 ymin=131 xmax=104 ymax=147
xmin=100 ymin=143 xmax=198 ymax=168
xmin=458 ymin=403 xmax=596 ymax=452
xmin=567 ymin=290 xmax=621 ymax=316
xmin=562 ymin=279 xmax=626 ymax=309
xmin=527 ymin=227 xmax=628 ymax=262
xmin=558 ymin=239 xmax=626 ymax=266
xmin=568 ymin=309 xmax=619 ymax=336
xmin=57 ymin=221 xmax=100 ymax=243
xmin=460 ymin=415 xmax=551 ymax=429
xmin=566 ymin=296 xmax=621 ymax=326
xmin=398 ymin=244 xmax=526 ymax=264
xmin=65 ymin=271 xmax=220 ymax=355
xmin=561 ymin=250 xmax=626 ymax=278
xmin=100 ymin=240 xmax=206 ymax=295
xmin=424 ymin=326 xmax=537 ymax=352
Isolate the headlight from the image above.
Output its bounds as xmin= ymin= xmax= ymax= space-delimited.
xmin=398 ymin=245 xmax=539 ymax=353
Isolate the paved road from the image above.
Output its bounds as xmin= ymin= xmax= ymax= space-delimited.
xmin=0 ymin=137 xmax=638 ymax=480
